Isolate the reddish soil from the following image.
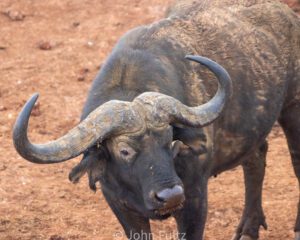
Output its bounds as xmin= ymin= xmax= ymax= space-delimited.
xmin=0 ymin=0 xmax=299 ymax=239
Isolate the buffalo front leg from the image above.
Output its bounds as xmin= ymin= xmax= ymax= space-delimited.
xmin=174 ymin=180 xmax=208 ymax=240
xmin=232 ymin=141 xmax=268 ymax=240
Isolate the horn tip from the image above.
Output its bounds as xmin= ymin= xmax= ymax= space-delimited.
xmin=31 ymin=92 xmax=39 ymax=101
xmin=13 ymin=93 xmax=40 ymax=141
xmin=26 ymin=92 xmax=40 ymax=109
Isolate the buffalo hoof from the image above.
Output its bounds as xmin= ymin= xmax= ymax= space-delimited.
xmin=240 ymin=235 xmax=257 ymax=240
xmin=295 ymin=232 xmax=300 ymax=240
xmin=231 ymin=234 xmax=257 ymax=240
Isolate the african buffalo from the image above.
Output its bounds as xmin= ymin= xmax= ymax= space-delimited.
xmin=13 ymin=0 xmax=300 ymax=239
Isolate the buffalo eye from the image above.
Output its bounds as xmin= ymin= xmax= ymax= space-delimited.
xmin=117 ymin=142 xmax=136 ymax=162
xmin=120 ymin=149 xmax=129 ymax=156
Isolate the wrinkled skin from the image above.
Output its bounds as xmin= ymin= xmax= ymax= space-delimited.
xmin=15 ymin=0 xmax=300 ymax=239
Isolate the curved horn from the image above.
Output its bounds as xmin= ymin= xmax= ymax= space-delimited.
xmin=135 ymin=55 xmax=232 ymax=128
xmin=13 ymin=93 xmax=140 ymax=164
xmin=174 ymin=55 xmax=232 ymax=127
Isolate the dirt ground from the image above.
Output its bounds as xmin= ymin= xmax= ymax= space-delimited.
xmin=0 ymin=0 xmax=300 ymax=239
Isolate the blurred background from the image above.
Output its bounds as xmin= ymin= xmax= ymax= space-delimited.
xmin=0 ymin=0 xmax=299 ymax=239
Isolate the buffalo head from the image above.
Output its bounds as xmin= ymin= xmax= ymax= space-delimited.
xmin=13 ymin=56 xmax=231 ymax=218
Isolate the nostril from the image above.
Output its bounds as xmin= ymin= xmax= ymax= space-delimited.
xmin=155 ymin=185 xmax=184 ymax=205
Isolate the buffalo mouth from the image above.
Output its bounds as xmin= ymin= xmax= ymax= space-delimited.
xmin=147 ymin=184 xmax=185 ymax=217
xmin=154 ymin=202 xmax=184 ymax=216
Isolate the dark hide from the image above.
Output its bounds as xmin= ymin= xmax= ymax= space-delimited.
xmin=69 ymin=1 xmax=300 ymax=240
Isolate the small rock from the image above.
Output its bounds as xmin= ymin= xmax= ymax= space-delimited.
xmin=0 ymin=106 xmax=7 ymax=111
xmin=0 ymin=165 xmax=7 ymax=171
xmin=3 ymin=10 xmax=25 ymax=21
xmin=0 ymin=219 xmax=10 ymax=225
xmin=80 ymin=68 xmax=89 ymax=74
xmin=77 ymin=76 xmax=85 ymax=81
xmin=58 ymin=192 xmax=66 ymax=199
xmin=72 ymin=21 xmax=80 ymax=27
xmin=113 ymin=22 xmax=122 ymax=27
xmin=86 ymin=41 xmax=94 ymax=48
xmin=49 ymin=235 xmax=65 ymax=240
xmin=77 ymin=68 xmax=90 ymax=81
xmin=37 ymin=41 xmax=53 ymax=50
xmin=38 ymin=129 xmax=48 ymax=135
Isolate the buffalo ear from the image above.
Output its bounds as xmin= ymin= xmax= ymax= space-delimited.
xmin=173 ymin=126 xmax=208 ymax=155
xmin=69 ymin=147 xmax=107 ymax=191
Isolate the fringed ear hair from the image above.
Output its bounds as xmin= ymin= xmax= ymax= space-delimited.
xmin=69 ymin=147 xmax=107 ymax=191
xmin=87 ymin=154 xmax=106 ymax=191
xmin=69 ymin=151 xmax=89 ymax=184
